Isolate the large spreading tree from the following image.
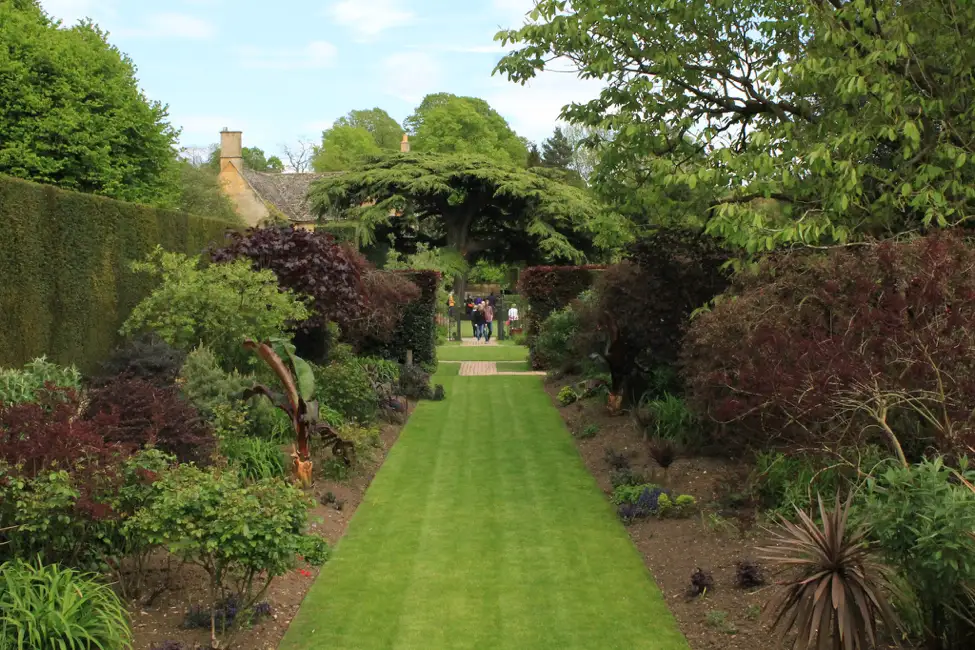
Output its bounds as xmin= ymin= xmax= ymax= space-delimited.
xmin=308 ymin=152 xmax=608 ymax=291
xmin=0 ymin=1 xmax=180 ymax=205
xmin=495 ymin=0 xmax=975 ymax=252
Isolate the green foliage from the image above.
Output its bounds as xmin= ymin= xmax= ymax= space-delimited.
xmin=406 ymin=93 xmax=528 ymax=166
xmin=518 ymin=266 xmax=602 ymax=352
xmin=496 ymin=0 xmax=975 ymax=252
xmin=179 ymin=346 xmax=250 ymax=418
xmin=121 ymin=248 xmax=308 ymax=368
xmin=863 ymin=458 xmax=975 ymax=649
xmin=0 ymin=559 xmax=132 ymax=650
xmin=641 ymin=394 xmax=699 ymax=447
xmin=0 ymin=3 xmax=179 ymax=206
xmin=174 ymin=161 xmax=243 ymax=224
xmin=557 ymin=386 xmax=578 ymax=406
xmin=313 ymin=125 xmax=383 ymax=172
xmin=334 ymin=108 xmax=404 ymax=151
xmin=541 ymin=127 xmax=574 ymax=170
xmin=128 ymin=465 xmax=323 ymax=618
xmin=361 ymin=270 xmax=440 ymax=367
xmin=314 ymin=359 xmax=378 ymax=423
xmin=578 ymin=423 xmax=600 ymax=439
xmin=398 ymin=363 xmax=433 ymax=401
xmin=336 ymin=422 xmax=382 ymax=457
xmin=309 ymin=153 xmax=601 ymax=271
xmin=0 ymin=175 xmax=236 ymax=372
xmin=753 ymin=448 xmax=890 ymax=520
xmin=220 ymin=435 xmax=287 ymax=482
xmin=206 ymin=146 xmax=283 ymax=173
xmin=535 ymin=306 xmax=582 ymax=371
xmin=0 ymin=357 xmax=80 ymax=405
xmin=611 ymin=484 xmax=696 ymax=519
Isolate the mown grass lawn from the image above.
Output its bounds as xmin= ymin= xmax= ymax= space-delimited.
xmin=279 ymin=368 xmax=688 ymax=650
xmin=495 ymin=360 xmax=531 ymax=372
xmin=437 ymin=345 xmax=528 ymax=362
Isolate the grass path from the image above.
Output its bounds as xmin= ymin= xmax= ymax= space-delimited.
xmin=279 ymin=351 xmax=687 ymax=650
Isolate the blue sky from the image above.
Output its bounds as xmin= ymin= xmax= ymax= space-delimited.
xmin=39 ymin=0 xmax=602 ymax=161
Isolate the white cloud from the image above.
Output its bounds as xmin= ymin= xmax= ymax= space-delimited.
xmin=326 ymin=0 xmax=415 ymax=40
xmin=493 ymin=0 xmax=537 ymax=27
xmin=40 ymin=0 xmax=117 ymax=26
xmin=382 ymin=52 xmax=443 ymax=104
xmin=486 ymin=58 xmax=604 ymax=142
xmin=237 ymin=41 xmax=338 ymax=70
xmin=115 ymin=13 xmax=216 ymax=39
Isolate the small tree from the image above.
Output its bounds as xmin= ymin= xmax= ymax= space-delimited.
xmin=121 ymin=247 xmax=309 ymax=369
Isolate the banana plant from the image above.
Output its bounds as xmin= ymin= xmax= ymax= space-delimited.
xmin=243 ymin=338 xmax=354 ymax=487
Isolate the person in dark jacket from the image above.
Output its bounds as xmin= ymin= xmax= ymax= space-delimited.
xmin=470 ymin=302 xmax=484 ymax=342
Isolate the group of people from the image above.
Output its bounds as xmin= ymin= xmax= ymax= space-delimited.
xmin=446 ymin=291 xmax=520 ymax=343
xmin=467 ymin=295 xmax=496 ymax=343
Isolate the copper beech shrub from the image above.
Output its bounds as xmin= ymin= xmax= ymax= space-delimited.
xmin=682 ymin=232 xmax=975 ymax=459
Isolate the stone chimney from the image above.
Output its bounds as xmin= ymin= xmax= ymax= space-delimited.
xmin=400 ymin=133 xmax=410 ymax=153
xmin=220 ymin=128 xmax=243 ymax=171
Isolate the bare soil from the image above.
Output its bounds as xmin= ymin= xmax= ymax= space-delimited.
xmin=545 ymin=378 xmax=908 ymax=650
xmin=129 ymin=409 xmax=411 ymax=650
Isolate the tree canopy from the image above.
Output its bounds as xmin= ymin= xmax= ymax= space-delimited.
xmin=312 ymin=125 xmax=383 ymax=172
xmin=541 ymin=127 xmax=573 ymax=169
xmin=405 ymin=93 xmax=529 ymax=166
xmin=334 ymin=108 xmax=403 ymax=151
xmin=496 ymin=0 xmax=975 ymax=252
xmin=308 ymin=153 xmax=606 ymax=285
xmin=0 ymin=1 xmax=180 ymax=205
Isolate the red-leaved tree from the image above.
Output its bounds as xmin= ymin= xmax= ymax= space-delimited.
xmin=682 ymin=232 xmax=975 ymax=459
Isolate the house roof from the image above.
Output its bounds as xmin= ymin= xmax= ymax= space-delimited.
xmin=240 ymin=170 xmax=342 ymax=223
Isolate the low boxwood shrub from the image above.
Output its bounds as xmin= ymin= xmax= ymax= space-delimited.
xmin=0 ymin=559 xmax=132 ymax=650
xmin=398 ymin=364 xmax=433 ymax=401
xmin=557 ymin=386 xmax=578 ymax=406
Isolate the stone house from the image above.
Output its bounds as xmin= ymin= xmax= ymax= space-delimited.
xmin=217 ymin=129 xmax=409 ymax=229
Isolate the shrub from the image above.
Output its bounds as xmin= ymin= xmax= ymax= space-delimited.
xmin=398 ymin=364 xmax=433 ymax=401
xmin=612 ymin=483 xmax=696 ymax=521
xmin=315 ymin=359 xmax=379 ymax=423
xmin=684 ymin=232 xmax=975 ymax=456
xmin=211 ymin=226 xmax=367 ymax=340
xmin=121 ymin=248 xmax=309 ymax=369
xmin=85 ymin=377 xmax=216 ymax=465
xmin=95 ymin=335 xmax=186 ymax=388
xmin=518 ymin=265 xmax=604 ymax=346
xmin=431 ymin=384 xmax=446 ymax=401
xmin=127 ymin=465 xmax=326 ymax=638
xmin=0 ymin=175 xmax=234 ymax=374
xmin=0 ymin=392 xmax=128 ymax=478
xmin=762 ymin=495 xmax=900 ymax=650
xmin=647 ymin=437 xmax=678 ymax=469
xmin=604 ymin=448 xmax=630 ymax=471
xmin=0 ymin=357 xmax=81 ymax=405
xmin=557 ymin=386 xmax=578 ymax=406
xmin=0 ymin=559 xmax=132 ymax=650
xmin=862 ymin=458 xmax=975 ymax=649
xmin=609 ymin=467 xmax=642 ymax=489
xmin=572 ymin=230 xmax=729 ymax=399
xmin=535 ymin=306 xmax=583 ymax=371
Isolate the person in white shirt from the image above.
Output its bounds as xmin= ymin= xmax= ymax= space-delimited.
xmin=507 ymin=304 xmax=519 ymax=323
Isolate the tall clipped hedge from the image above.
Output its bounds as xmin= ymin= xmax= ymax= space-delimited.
xmin=366 ymin=270 xmax=441 ymax=368
xmin=518 ymin=265 xmax=605 ymax=343
xmin=0 ymin=175 xmax=235 ymax=372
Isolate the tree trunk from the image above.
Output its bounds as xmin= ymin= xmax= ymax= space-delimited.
xmin=446 ymin=212 xmax=474 ymax=299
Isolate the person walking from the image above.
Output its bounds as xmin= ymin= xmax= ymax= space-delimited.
xmin=483 ymin=302 xmax=495 ymax=342
xmin=471 ymin=302 xmax=484 ymax=342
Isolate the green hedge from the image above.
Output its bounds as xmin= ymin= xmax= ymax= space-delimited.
xmin=0 ymin=175 xmax=237 ymax=372
xmin=362 ymin=270 xmax=440 ymax=368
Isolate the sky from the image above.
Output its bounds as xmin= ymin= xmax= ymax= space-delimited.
xmin=39 ymin=0 xmax=603 ymax=160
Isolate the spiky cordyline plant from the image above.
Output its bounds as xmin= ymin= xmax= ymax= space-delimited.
xmin=761 ymin=494 xmax=901 ymax=650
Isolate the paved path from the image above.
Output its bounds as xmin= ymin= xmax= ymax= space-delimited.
xmin=279 ymin=355 xmax=688 ymax=650
xmin=461 ymin=338 xmax=498 ymax=346
xmin=459 ymin=361 xmax=546 ymax=377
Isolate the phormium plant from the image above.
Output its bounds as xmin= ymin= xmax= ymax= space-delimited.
xmin=761 ymin=494 xmax=900 ymax=650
